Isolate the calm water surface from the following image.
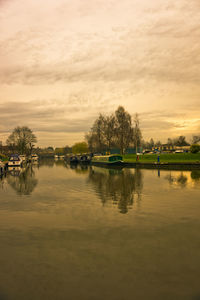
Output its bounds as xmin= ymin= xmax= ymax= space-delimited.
xmin=0 ymin=159 xmax=200 ymax=300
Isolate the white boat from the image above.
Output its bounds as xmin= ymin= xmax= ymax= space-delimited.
xmin=54 ymin=155 xmax=64 ymax=159
xmin=8 ymin=166 xmax=22 ymax=176
xmin=31 ymin=154 xmax=39 ymax=161
xmin=8 ymin=154 xmax=23 ymax=167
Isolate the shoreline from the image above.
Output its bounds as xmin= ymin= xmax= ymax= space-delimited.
xmin=122 ymin=161 xmax=200 ymax=170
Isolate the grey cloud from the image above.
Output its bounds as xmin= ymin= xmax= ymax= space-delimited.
xmin=0 ymin=98 xmax=109 ymax=135
xmin=0 ymin=1 xmax=200 ymax=87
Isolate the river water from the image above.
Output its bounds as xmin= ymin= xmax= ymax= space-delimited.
xmin=0 ymin=159 xmax=200 ymax=300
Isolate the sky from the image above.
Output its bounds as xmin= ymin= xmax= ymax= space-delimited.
xmin=0 ymin=0 xmax=199 ymax=147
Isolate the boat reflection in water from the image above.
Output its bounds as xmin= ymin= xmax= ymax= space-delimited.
xmin=70 ymin=163 xmax=89 ymax=173
xmin=191 ymin=170 xmax=200 ymax=181
xmin=88 ymin=166 xmax=143 ymax=214
xmin=7 ymin=164 xmax=38 ymax=195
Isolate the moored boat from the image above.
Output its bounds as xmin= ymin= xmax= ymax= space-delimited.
xmin=91 ymin=154 xmax=123 ymax=166
xmin=31 ymin=154 xmax=39 ymax=162
xmin=8 ymin=154 xmax=23 ymax=167
xmin=79 ymin=154 xmax=91 ymax=164
xmin=70 ymin=155 xmax=79 ymax=164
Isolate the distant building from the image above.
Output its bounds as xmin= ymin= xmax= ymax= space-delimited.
xmin=155 ymin=144 xmax=191 ymax=152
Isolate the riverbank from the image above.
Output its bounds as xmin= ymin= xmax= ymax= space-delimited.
xmin=123 ymin=153 xmax=200 ymax=162
xmin=122 ymin=153 xmax=200 ymax=170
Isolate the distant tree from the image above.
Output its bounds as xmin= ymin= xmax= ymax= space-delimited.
xmin=192 ymin=136 xmax=200 ymax=144
xmin=115 ymin=106 xmax=134 ymax=154
xmin=190 ymin=144 xmax=200 ymax=153
xmin=6 ymin=126 xmax=37 ymax=155
xmin=85 ymin=132 xmax=97 ymax=152
xmin=63 ymin=145 xmax=72 ymax=154
xmin=155 ymin=140 xmax=162 ymax=147
xmin=133 ymin=113 xmax=142 ymax=153
xmin=149 ymin=138 xmax=155 ymax=149
xmin=47 ymin=146 xmax=54 ymax=151
xmin=90 ymin=114 xmax=106 ymax=152
xmin=72 ymin=142 xmax=89 ymax=154
xmin=54 ymin=148 xmax=65 ymax=155
xmin=174 ymin=136 xmax=189 ymax=146
xmin=167 ymin=138 xmax=173 ymax=146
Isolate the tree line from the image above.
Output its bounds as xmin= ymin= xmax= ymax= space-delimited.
xmin=85 ymin=106 xmax=142 ymax=154
xmin=143 ymin=135 xmax=200 ymax=149
xmin=3 ymin=113 xmax=200 ymax=155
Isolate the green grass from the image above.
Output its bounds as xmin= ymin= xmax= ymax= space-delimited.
xmin=123 ymin=153 xmax=200 ymax=163
xmin=0 ymin=154 xmax=9 ymax=162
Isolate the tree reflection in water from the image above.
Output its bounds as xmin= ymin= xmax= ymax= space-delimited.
xmin=191 ymin=170 xmax=200 ymax=181
xmin=165 ymin=169 xmax=200 ymax=187
xmin=7 ymin=165 xmax=38 ymax=195
xmin=38 ymin=158 xmax=54 ymax=168
xmin=0 ymin=176 xmax=6 ymax=191
xmin=88 ymin=167 xmax=143 ymax=214
xmin=165 ymin=172 xmax=188 ymax=187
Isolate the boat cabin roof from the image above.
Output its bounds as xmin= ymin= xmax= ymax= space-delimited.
xmin=9 ymin=154 xmax=21 ymax=161
xmin=92 ymin=154 xmax=122 ymax=162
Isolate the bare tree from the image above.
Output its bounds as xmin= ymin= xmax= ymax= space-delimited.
xmin=7 ymin=126 xmax=37 ymax=155
xmin=115 ymin=106 xmax=133 ymax=154
xmin=85 ymin=107 xmax=142 ymax=154
xmin=149 ymin=138 xmax=155 ymax=149
xmin=85 ymin=114 xmax=106 ymax=153
xmin=167 ymin=138 xmax=174 ymax=146
xmin=103 ymin=114 xmax=116 ymax=151
xmin=133 ymin=113 xmax=142 ymax=154
xmin=174 ymin=136 xmax=189 ymax=146
xmin=192 ymin=135 xmax=200 ymax=144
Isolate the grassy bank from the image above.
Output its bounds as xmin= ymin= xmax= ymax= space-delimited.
xmin=0 ymin=154 xmax=9 ymax=162
xmin=123 ymin=153 xmax=200 ymax=163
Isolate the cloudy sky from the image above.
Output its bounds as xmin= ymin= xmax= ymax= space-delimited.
xmin=0 ymin=0 xmax=199 ymax=147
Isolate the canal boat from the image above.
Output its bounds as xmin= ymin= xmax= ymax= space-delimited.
xmin=55 ymin=155 xmax=65 ymax=160
xmin=31 ymin=154 xmax=39 ymax=162
xmin=91 ymin=154 xmax=123 ymax=166
xmin=79 ymin=154 xmax=91 ymax=164
xmin=8 ymin=154 xmax=23 ymax=167
xmin=70 ymin=155 xmax=79 ymax=164
xmin=8 ymin=166 xmax=23 ymax=176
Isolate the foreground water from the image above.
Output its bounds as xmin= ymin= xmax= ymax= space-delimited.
xmin=0 ymin=160 xmax=200 ymax=300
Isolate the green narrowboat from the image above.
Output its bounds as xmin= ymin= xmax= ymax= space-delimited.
xmin=91 ymin=154 xmax=123 ymax=166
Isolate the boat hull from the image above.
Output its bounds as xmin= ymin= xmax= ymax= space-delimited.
xmin=91 ymin=160 xmax=124 ymax=167
xmin=8 ymin=161 xmax=22 ymax=167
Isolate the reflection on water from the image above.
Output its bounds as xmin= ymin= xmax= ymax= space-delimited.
xmin=191 ymin=170 xmax=200 ymax=181
xmin=88 ymin=167 xmax=143 ymax=214
xmin=165 ymin=170 xmax=200 ymax=188
xmin=7 ymin=164 xmax=38 ymax=195
xmin=165 ymin=172 xmax=188 ymax=187
xmin=0 ymin=159 xmax=200 ymax=300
